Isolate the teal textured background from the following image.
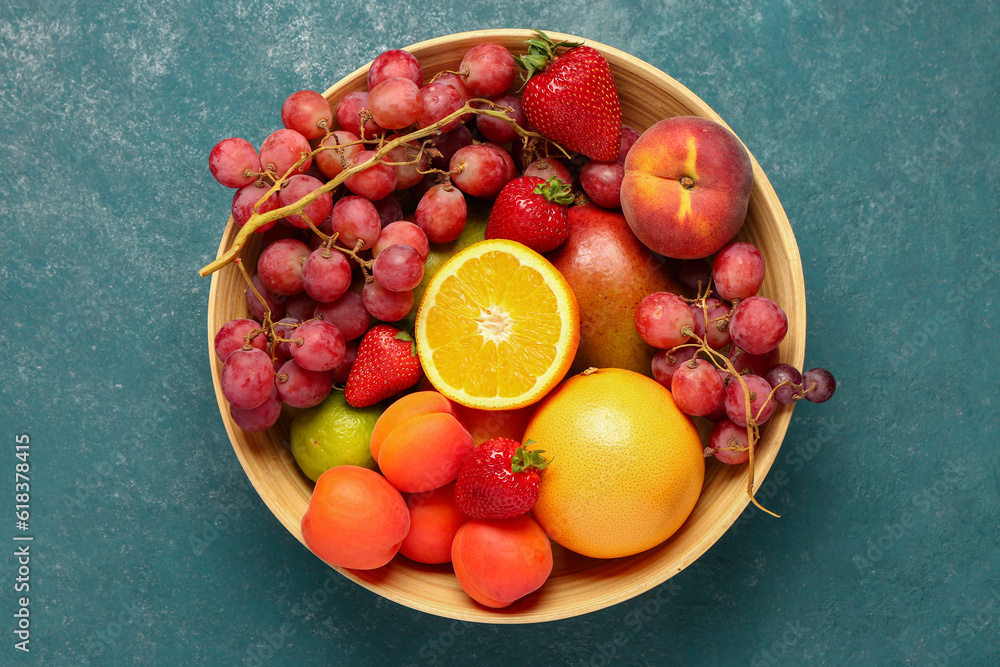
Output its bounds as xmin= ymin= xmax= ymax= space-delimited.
xmin=2 ymin=0 xmax=998 ymax=664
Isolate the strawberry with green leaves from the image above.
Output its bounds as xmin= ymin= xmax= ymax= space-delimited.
xmin=344 ymin=324 xmax=423 ymax=407
xmin=454 ymin=438 xmax=550 ymax=520
xmin=485 ymin=175 xmax=574 ymax=253
xmin=517 ymin=30 xmax=622 ymax=162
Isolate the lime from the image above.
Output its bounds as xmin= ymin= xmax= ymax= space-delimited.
xmin=290 ymin=391 xmax=383 ymax=482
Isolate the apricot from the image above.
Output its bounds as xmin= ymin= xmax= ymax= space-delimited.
xmin=300 ymin=465 xmax=409 ymax=570
xmin=376 ymin=412 xmax=475 ymax=493
xmin=621 ymin=116 xmax=753 ymax=259
xmin=398 ymin=482 xmax=467 ymax=564
xmin=451 ymin=515 xmax=553 ymax=608
xmin=370 ymin=391 xmax=456 ymax=460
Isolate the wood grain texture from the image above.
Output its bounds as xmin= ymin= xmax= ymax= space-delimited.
xmin=207 ymin=29 xmax=805 ymax=623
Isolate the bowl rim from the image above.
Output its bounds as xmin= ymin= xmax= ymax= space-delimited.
xmin=207 ymin=28 xmax=806 ymax=623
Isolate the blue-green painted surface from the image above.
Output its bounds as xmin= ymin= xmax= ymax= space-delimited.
xmin=1 ymin=1 xmax=997 ymax=664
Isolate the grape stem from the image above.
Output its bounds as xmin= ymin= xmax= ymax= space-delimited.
xmin=678 ymin=278 xmax=782 ymax=518
xmin=199 ymin=102 xmax=561 ymax=277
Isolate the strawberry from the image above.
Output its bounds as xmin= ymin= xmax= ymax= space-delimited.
xmin=517 ymin=30 xmax=622 ymax=162
xmin=485 ymin=175 xmax=574 ymax=253
xmin=344 ymin=324 xmax=423 ymax=407
xmin=454 ymin=438 xmax=550 ymax=519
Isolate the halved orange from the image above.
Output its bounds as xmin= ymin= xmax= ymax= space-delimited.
xmin=415 ymin=239 xmax=579 ymax=410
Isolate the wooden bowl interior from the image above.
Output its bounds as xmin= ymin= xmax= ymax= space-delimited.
xmin=207 ymin=29 xmax=805 ymax=623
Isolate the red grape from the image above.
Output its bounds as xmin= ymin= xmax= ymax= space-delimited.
xmin=245 ymin=274 xmax=286 ymax=322
xmin=384 ymin=138 xmax=427 ymax=190
xmin=635 ymin=292 xmax=695 ymax=349
xmin=801 ymin=368 xmax=836 ymax=403
xmin=415 ymin=183 xmax=467 ymax=243
xmin=281 ymin=90 xmax=333 ymax=140
xmin=314 ymin=291 xmax=370 ymax=341
xmin=729 ymin=345 xmax=779 ymax=377
xmin=330 ymin=195 xmax=381 ymax=250
xmin=274 ymin=359 xmax=333 ymax=408
xmin=450 ymin=144 xmax=507 ymax=198
xmin=368 ymin=49 xmax=423 ymax=89
xmin=230 ymin=386 xmax=282 ymax=432
xmin=368 ymin=77 xmax=422 ymax=130
xmin=678 ymin=259 xmax=713 ymax=294
xmin=284 ymin=292 xmax=318 ymax=321
xmin=361 ymin=281 xmax=414 ymax=321
xmin=617 ymin=126 xmax=640 ymax=164
xmin=344 ymin=150 xmax=396 ymax=201
xmin=272 ymin=317 xmax=301 ymax=359
xmin=713 ymin=242 xmax=766 ymax=301
xmin=689 ymin=297 xmax=732 ymax=349
xmin=707 ymin=419 xmax=753 ymax=465
xmin=671 ymin=358 xmax=725 ymax=417
xmin=460 ymin=43 xmax=516 ymax=96
xmin=523 ymin=158 xmax=571 ymax=183
xmin=705 ymin=370 xmax=731 ymax=422
xmin=729 ymin=296 xmax=788 ymax=355
xmin=301 ymin=247 xmax=352 ymax=303
xmin=231 ymin=184 xmax=279 ymax=233
xmin=580 ymin=160 xmax=624 ymax=209
xmin=315 ymin=130 xmax=362 ymax=180
xmin=372 ymin=194 xmax=404 ymax=227
xmin=417 ymin=81 xmax=465 ymax=132
xmin=279 ymin=174 xmax=332 ymax=229
xmin=330 ymin=339 xmax=359 ymax=385
xmin=257 ymin=238 xmax=311 ymax=296
xmin=764 ymin=363 xmax=803 ymax=405
xmin=484 ymin=142 xmax=518 ymax=185
xmin=214 ymin=318 xmax=268 ymax=361
xmin=372 ymin=220 xmax=429 ymax=260
xmin=725 ymin=374 xmax=774 ymax=427
xmin=433 ymin=72 xmax=472 ymax=104
xmin=289 ymin=319 xmax=346 ymax=372
xmin=651 ymin=347 xmax=698 ymax=388
xmin=476 ymin=93 xmax=524 ymax=144
xmin=209 ymin=137 xmax=260 ymax=188
xmin=335 ymin=91 xmax=385 ymax=138
xmin=430 ymin=125 xmax=472 ymax=169
xmin=222 ymin=348 xmax=274 ymax=409
xmin=261 ymin=222 xmax=307 ymax=248
xmin=259 ymin=129 xmax=312 ymax=177
xmin=373 ymin=244 xmax=425 ymax=292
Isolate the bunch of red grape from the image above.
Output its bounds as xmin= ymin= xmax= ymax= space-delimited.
xmin=635 ymin=240 xmax=836 ymax=466
xmin=207 ymin=43 xmax=583 ymax=431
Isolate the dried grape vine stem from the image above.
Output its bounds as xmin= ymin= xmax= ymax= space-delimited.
xmin=672 ymin=279 xmax=790 ymax=517
xmin=199 ymin=101 xmax=558 ymax=277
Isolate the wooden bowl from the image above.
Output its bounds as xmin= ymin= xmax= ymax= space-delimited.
xmin=207 ymin=29 xmax=805 ymax=623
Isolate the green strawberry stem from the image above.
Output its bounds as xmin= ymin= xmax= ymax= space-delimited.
xmin=511 ymin=444 xmax=550 ymax=473
xmin=533 ymin=176 xmax=575 ymax=205
xmin=515 ymin=30 xmax=582 ymax=85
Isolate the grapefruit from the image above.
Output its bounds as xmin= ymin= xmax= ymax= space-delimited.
xmin=524 ymin=368 xmax=704 ymax=558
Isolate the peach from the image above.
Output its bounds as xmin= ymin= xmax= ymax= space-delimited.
xmin=621 ymin=116 xmax=753 ymax=259
xmin=300 ymin=465 xmax=409 ymax=570
xmin=376 ymin=412 xmax=475 ymax=493
xmin=451 ymin=515 xmax=553 ymax=608
xmin=370 ymin=391 xmax=456 ymax=460
xmin=399 ymin=482 xmax=467 ymax=564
